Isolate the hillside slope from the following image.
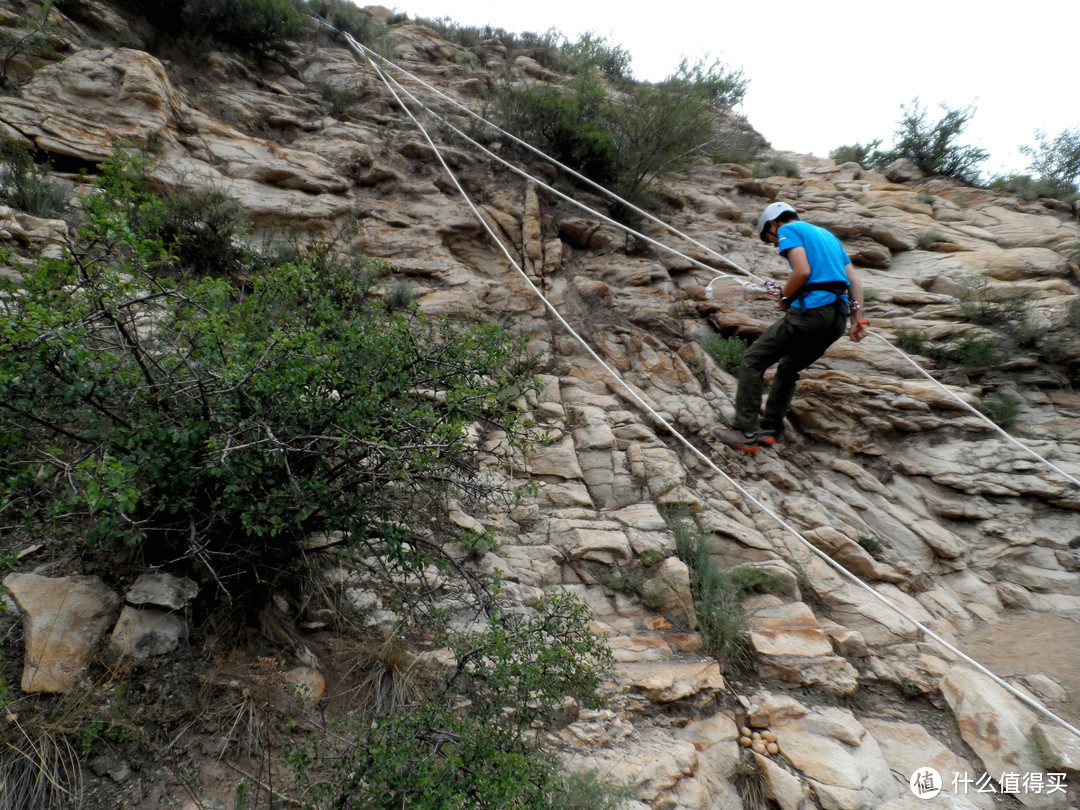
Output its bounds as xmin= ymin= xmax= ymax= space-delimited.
xmin=0 ymin=3 xmax=1078 ymax=808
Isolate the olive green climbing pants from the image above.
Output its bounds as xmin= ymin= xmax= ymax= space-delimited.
xmin=732 ymin=301 xmax=848 ymax=434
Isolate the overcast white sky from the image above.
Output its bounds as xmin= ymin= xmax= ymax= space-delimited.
xmin=391 ymin=0 xmax=1079 ymax=178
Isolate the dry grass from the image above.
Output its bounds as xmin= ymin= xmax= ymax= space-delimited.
xmin=0 ymin=719 xmax=83 ymax=810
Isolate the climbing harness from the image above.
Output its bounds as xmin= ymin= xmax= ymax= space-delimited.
xmin=780 ymin=279 xmax=849 ymax=308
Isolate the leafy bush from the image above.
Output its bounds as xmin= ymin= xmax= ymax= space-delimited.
xmin=494 ymin=73 xmax=620 ymax=188
xmin=986 ymin=173 xmax=1078 ymax=202
xmin=829 ymin=139 xmax=885 ymax=169
xmin=313 ymin=591 xmax=613 ymax=809
xmin=0 ymin=145 xmax=73 ymax=218
xmin=726 ymin=566 xmax=786 ymax=596
xmin=304 ymin=0 xmax=384 ymax=44
xmin=1020 ymin=125 xmax=1080 ymax=196
xmin=981 ymin=391 xmax=1021 ymax=426
xmin=187 ymin=0 xmax=309 ymax=51
xmin=949 ymin=335 xmax=1002 ymax=367
xmin=893 ymin=328 xmax=926 ymax=353
xmin=753 ymin=156 xmax=799 ymax=178
xmin=702 ymin=334 xmax=746 ymax=372
xmin=954 ymin=275 xmax=1032 ymax=326
xmin=857 ymin=535 xmax=883 ymax=559
xmin=915 ymin=229 xmax=953 ymax=249
xmin=560 ymin=32 xmax=632 ymax=80
xmin=134 ymin=0 xmax=308 ymax=53
xmin=495 ymin=57 xmax=747 ymax=200
xmin=892 ymin=327 xmax=1002 ymax=370
xmin=0 ymin=151 xmax=537 ymax=612
xmin=880 ymin=99 xmax=988 ymax=183
xmin=559 ymin=769 xmax=635 ymax=810
xmin=414 ymin=19 xmax=565 ymax=71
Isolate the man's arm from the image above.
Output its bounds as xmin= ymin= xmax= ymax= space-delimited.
xmin=845 ymin=263 xmax=868 ymax=342
xmin=779 ymin=247 xmax=810 ymax=308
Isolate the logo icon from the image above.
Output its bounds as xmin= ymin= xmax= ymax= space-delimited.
xmin=910 ymin=767 xmax=943 ymax=799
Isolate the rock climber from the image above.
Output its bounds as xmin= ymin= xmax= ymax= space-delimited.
xmin=712 ymin=202 xmax=868 ymax=453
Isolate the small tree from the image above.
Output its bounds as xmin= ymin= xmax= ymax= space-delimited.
xmin=882 ymin=99 xmax=988 ymax=183
xmin=560 ymin=31 xmax=632 ymax=81
xmin=1020 ymin=125 xmax=1080 ymax=195
xmin=495 ymin=55 xmax=747 ymax=201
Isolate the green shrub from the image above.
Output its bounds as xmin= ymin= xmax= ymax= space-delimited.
xmin=857 ymin=535 xmax=883 ymax=559
xmin=638 ymin=548 xmax=665 ymax=567
xmin=196 ymin=0 xmax=308 ymax=51
xmin=701 ymin=335 xmax=746 ymax=372
xmin=950 ymin=335 xmax=1002 ymax=367
xmin=605 ymin=566 xmax=644 ymax=593
xmin=954 ymin=275 xmax=1032 ymax=326
xmin=661 ymin=506 xmax=752 ymax=673
xmin=694 ymin=552 xmax=753 ymax=673
xmin=1020 ymin=125 xmax=1080 ymax=195
xmin=316 ymin=592 xmax=612 ymax=809
xmin=986 ymin=173 xmax=1079 ymax=202
xmin=560 ymin=32 xmax=631 ymax=80
xmin=879 ymin=99 xmax=988 ymax=183
xmin=495 ymin=56 xmax=747 ymax=201
xmin=981 ymin=391 xmax=1022 ymax=426
xmin=1 ymin=1 xmax=59 ymax=88
xmin=893 ymin=328 xmax=926 ymax=353
xmin=915 ymin=229 xmax=953 ymax=249
xmin=494 ymin=74 xmax=620 ymax=188
xmin=558 ymin=769 xmax=634 ymax=810
xmin=80 ymin=151 xmax=251 ymax=279
xmin=0 ymin=145 xmax=73 ymax=218
xmin=305 ymin=0 xmax=383 ymax=44
xmin=136 ymin=0 xmax=308 ymax=53
xmin=829 ymin=139 xmax=885 ymax=169
xmin=753 ymin=156 xmax=799 ymax=178
xmin=0 ymin=151 xmax=538 ymax=612
xmin=319 ymin=84 xmax=365 ymax=117
xmin=726 ymin=566 xmax=786 ymax=596
xmin=422 ymin=21 xmax=566 ymax=71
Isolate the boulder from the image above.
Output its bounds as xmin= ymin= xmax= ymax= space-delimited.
xmin=4 ymin=574 xmax=120 ymax=693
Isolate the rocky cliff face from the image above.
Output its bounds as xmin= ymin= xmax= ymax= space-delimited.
xmin=1 ymin=3 xmax=1079 ymax=809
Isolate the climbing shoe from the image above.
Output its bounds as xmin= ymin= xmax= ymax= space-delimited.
xmin=710 ymin=427 xmax=759 ymax=453
xmin=756 ymin=429 xmax=779 ymax=447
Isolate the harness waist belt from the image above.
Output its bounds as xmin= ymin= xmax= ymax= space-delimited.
xmin=788 ymin=280 xmax=849 ymax=307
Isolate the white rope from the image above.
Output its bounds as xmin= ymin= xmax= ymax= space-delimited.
xmin=871 ymin=330 xmax=1080 ymax=489
xmin=343 ymin=32 xmax=762 ymax=284
xmin=340 ymin=30 xmax=1080 ymax=744
xmin=374 ymin=67 xmax=757 ymax=291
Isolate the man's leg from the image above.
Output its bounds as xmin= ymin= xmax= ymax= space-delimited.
xmin=760 ymin=306 xmax=846 ymax=432
xmin=733 ymin=317 xmax=791 ymax=433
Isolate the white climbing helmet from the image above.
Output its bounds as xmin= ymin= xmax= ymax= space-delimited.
xmin=756 ymin=201 xmax=797 ymax=242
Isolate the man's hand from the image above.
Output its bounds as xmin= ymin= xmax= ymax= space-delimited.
xmin=849 ymin=318 xmax=868 ymax=342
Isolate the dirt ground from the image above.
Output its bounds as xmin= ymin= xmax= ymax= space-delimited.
xmin=955 ymin=610 xmax=1080 ymax=730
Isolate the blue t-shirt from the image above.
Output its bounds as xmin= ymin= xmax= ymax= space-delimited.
xmin=776 ymin=220 xmax=851 ymax=309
